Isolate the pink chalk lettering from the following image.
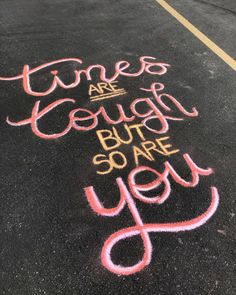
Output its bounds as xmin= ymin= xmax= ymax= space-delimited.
xmin=84 ymin=154 xmax=219 ymax=275
xmin=140 ymin=82 xmax=198 ymax=117
xmin=0 ymin=56 xmax=170 ymax=97
xmin=6 ymin=85 xmax=198 ymax=139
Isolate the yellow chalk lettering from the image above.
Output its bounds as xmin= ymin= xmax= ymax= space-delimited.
xmin=133 ymin=145 xmax=153 ymax=166
xmin=112 ymin=124 xmax=133 ymax=145
xmin=98 ymin=82 xmax=112 ymax=93
xmin=89 ymin=84 xmax=101 ymax=96
xmin=155 ymin=137 xmax=179 ymax=156
xmin=109 ymin=151 xmax=127 ymax=170
xmin=96 ymin=129 xmax=121 ymax=151
xmin=109 ymin=81 xmax=119 ymax=91
xmin=129 ymin=124 xmax=146 ymax=141
xmin=141 ymin=140 xmax=166 ymax=157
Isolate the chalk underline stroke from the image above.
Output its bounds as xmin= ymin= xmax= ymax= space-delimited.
xmin=156 ymin=0 xmax=236 ymax=71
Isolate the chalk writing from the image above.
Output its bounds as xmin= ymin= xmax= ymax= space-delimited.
xmin=0 ymin=55 xmax=219 ymax=277
xmin=0 ymin=56 xmax=169 ymax=97
xmin=89 ymin=81 xmax=127 ymax=101
xmin=84 ymin=153 xmax=219 ymax=275
xmin=93 ymin=130 xmax=179 ymax=174
xmin=6 ymin=83 xmax=197 ymax=139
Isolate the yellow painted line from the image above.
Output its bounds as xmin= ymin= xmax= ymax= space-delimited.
xmin=156 ymin=0 xmax=236 ymax=71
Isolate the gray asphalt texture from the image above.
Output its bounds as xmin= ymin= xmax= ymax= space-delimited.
xmin=0 ymin=1 xmax=235 ymax=294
